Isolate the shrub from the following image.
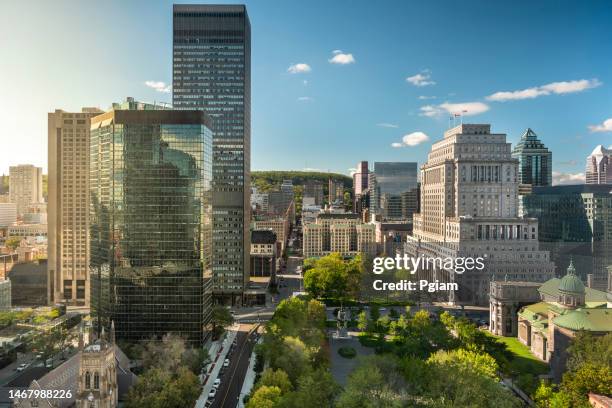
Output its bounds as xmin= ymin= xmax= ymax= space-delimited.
xmin=338 ymin=346 xmax=357 ymax=359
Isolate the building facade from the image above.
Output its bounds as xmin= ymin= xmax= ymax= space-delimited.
xmin=173 ymin=4 xmax=251 ymax=304
xmin=405 ymin=124 xmax=554 ymax=305
xmin=250 ymin=230 xmax=278 ymax=277
xmin=586 ymin=145 xmax=612 ymax=185
xmin=353 ymin=161 xmax=369 ymax=213
xmin=520 ymin=184 xmax=612 ymax=291
xmin=48 ymin=108 xmax=103 ymax=307
xmin=0 ymin=203 xmax=17 ymax=227
xmin=302 ymin=213 xmax=376 ymax=258
xmin=328 ymin=179 xmax=344 ymax=203
xmin=303 ymin=180 xmax=324 ymax=206
xmin=370 ymin=162 xmax=418 ymax=221
xmin=89 ymin=101 xmax=213 ymax=345
xmin=511 ymin=128 xmax=552 ymax=187
xmin=9 ymin=164 xmax=43 ymax=217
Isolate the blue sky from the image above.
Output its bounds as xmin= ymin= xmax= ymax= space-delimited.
xmin=1 ymin=0 xmax=611 ymax=183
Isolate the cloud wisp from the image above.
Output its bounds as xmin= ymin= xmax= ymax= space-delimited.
xmin=487 ymin=79 xmax=601 ymax=102
xmin=288 ymin=63 xmax=312 ymax=74
xmin=145 ymin=81 xmax=171 ymax=93
xmin=588 ymin=118 xmax=612 ymax=133
xmin=377 ymin=123 xmax=399 ymax=128
xmin=406 ymin=70 xmax=435 ymax=87
xmin=297 ymin=96 xmax=314 ymax=102
xmin=329 ymin=50 xmax=355 ymax=65
xmin=552 ymin=171 xmax=585 ymax=185
xmin=420 ymin=101 xmax=490 ymax=118
xmin=391 ymin=131 xmax=429 ymax=148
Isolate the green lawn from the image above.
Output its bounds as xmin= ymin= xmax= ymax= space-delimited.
xmin=489 ymin=333 xmax=549 ymax=376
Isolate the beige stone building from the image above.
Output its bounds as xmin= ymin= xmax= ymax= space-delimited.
xmin=9 ymin=164 xmax=43 ymax=217
xmin=405 ymin=124 xmax=554 ymax=305
xmin=253 ymin=216 xmax=290 ymax=251
xmin=303 ymin=213 xmax=376 ymax=258
xmin=48 ymin=108 xmax=102 ymax=307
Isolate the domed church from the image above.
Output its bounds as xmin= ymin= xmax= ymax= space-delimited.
xmin=517 ymin=260 xmax=611 ymax=380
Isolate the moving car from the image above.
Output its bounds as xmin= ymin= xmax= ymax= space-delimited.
xmin=16 ymin=363 xmax=28 ymax=372
xmin=223 ymin=359 xmax=230 ymax=367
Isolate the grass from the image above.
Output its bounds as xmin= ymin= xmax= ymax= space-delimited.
xmin=488 ymin=333 xmax=549 ymax=377
xmin=338 ymin=346 xmax=357 ymax=359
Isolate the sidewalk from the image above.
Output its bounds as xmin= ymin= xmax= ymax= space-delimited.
xmin=195 ymin=324 xmax=239 ymax=408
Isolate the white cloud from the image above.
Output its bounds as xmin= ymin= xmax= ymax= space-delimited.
xmin=145 ymin=81 xmax=171 ymax=93
xmin=348 ymin=168 xmax=357 ymax=176
xmin=391 ymin=131 xmax=430 ymax=148
xmin=297 ymin=96 xmax=314 ymax=102
xmin=329 ymin=50 xmax=355 ymax=65
xmin=552 ymin=171 xmax=585 ymax=185
xmin=377 ymin=123 xmax=399 ymax=128
xmin=419 ymin=101 xmax=490 ymax=118
xmin=418 ymin=95 xmax=436 ymax=100
xmin=588 ymin=118 xmax=612 ymax=133
xmin=486 ymin=79 xmax=601 ymax=101
xmin=287 ymin=63 xmax=312 ymax=74
xmin=406 ymin=71 xmax=435 ymax=87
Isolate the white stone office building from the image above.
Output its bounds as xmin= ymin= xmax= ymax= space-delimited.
xmin=303 ymin=213 xmax=376 ymax=258
xmin=405 ymin=124 xmax=554 ymax=305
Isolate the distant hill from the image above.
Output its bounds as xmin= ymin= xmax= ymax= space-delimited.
xmin=252 ymin=171 xmax=352 ymax=193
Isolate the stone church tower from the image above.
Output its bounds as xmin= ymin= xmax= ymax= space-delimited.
xmin=75 ymin=322 xmax=118 ymax=408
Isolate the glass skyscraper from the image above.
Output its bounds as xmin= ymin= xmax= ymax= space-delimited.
xmin=512 ymin=128 xmax=552 ymax=186
xmin=370 ymin=162 xmax=418 ymax=220
xmin=89 ymin=99 xmax=213 ymax=345
xmin=173 ymin=4 xmax=251 ymax=304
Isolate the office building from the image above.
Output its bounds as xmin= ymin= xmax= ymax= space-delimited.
xmin=586 ymin=145 xmax=612 ymax=184
xmin=89 ymin=100 xmax=213 ymax=345
xmin=253 ymin=216 xmax=290 ymax=251
xmin=405 ymin=124 xmax=554 ymax=305
xmin=328 ymin=179 xmax=344 ymax=203
xmin=353 ymin=161 xmax=369 ymax=213
xmin=9 ymin=164 xmax=43 ymax=217
xmin=250 ymin=187 xmax=269 ymax=213
xmin=303 ymin=180 xmax=324 ymax=206
xmin=0 ymin=203 xmax=17 ymax=227
xmin=173 ymin=4 xmax=251 ymax=304
xmin=0 ymin=279 xmax=10 ymax=311
xmin=511 ymin=128 xmax=552 ymax=187
xmin=48 ymin=108 xmax=103 ymax=307
xmin=302 ymin=213 xmax=376 ymax=258
xmin=370 ymin=162 xmax=418 ymax=221
xmin=521 ymin=184 xmax=612 ymax=291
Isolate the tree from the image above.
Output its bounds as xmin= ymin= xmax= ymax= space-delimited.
xmin=256 ymin=369 xmax=292 ymax=394
xmin=560 ymin=362 xmax=612 ymax=406
xmin=29 ymin=326 xmax=76 ymax=360
xmin=5 ymin=237 xmax=21 ymax=251
xmin=211 ymin=306 xmax=234 ymax=339
xmin=427 ymin=348 xmax=499 ymax=380
xmin=369 ymin=305 xmax=380 ymax=322
xmin=125 ymin=367 xmax=200 ymax=408
xmin=566 ymin=332 xmax=612 ymax=372
xmin=140 ymin=333 xmax=207 ymax=375
xmin=246 ymin=385 xmax=283 ymax=408
xmin=280 ymin=369 xmax=340 ymax=408
xmin=357 ymin=310 xmax=369 ymax=332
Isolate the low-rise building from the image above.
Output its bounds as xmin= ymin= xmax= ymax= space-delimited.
xmin=250 ymin=230 xmax=278 ymax=278
xmin=0 ymin=279 xmax=11 ymax=311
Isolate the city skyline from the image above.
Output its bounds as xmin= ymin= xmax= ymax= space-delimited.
xmin=1 ymin=0 xmax=612 ymax=184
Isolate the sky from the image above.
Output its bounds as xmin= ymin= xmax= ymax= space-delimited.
xmin=1 ymin=0 xmax=611 ymax=184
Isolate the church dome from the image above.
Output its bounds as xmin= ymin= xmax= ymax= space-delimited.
xmin=558 ymin=260 xmax=585 ymax=294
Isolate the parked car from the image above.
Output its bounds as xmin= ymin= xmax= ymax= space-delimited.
xmin=213 ymin=378 xmax=221 ymax=388
xmin=223 ymin=359 xmax=230 ymax=367
xmin=208 ymin=388 xmax=217 ymax=399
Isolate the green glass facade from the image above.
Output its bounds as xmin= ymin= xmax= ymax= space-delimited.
xmin=89 ymin=104 xmax=213 ymax=345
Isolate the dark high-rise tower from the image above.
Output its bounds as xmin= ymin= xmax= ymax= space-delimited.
xmin=173 ymin=5 xmax=251 ymax=304
xmin=512 ymin=128 xmax=552 ymax=186
xmin=89 ymin=99 xmax=213 ymax=345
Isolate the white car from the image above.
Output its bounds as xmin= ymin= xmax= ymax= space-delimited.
xmin=16 ymin=363 xmax=28 ymax=372
xmin=208 ymin=388 xmax=217 ymax=399
xmin=223 ymin=359 xmax=230 ymax=367
xmin=213 ymin=378 xmax=221 ymax=388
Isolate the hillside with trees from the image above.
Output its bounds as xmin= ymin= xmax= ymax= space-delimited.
xmin=252 ymin=171 xmax=352 ymax=193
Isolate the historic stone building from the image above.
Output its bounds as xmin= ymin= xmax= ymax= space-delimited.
xmin=489 ymin=280 xmax=541 ymax=336
xmin=405 ymin=124 xmax=554 ymax=305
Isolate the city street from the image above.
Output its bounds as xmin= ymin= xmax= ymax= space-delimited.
xmin=209 ymin=325 xmax=258 ymax=408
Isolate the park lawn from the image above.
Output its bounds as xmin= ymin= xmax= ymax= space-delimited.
xmin=488 ymin=333 xmax=549 ymax=376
